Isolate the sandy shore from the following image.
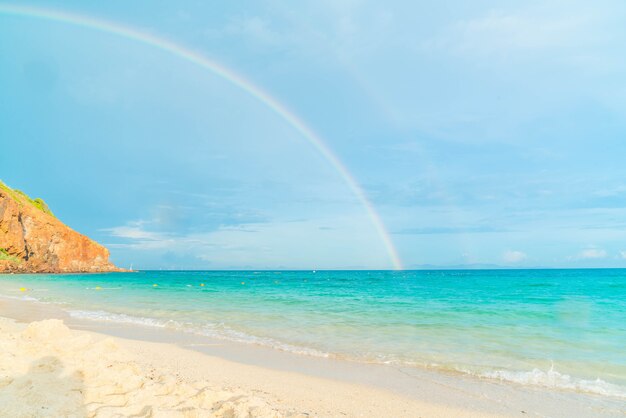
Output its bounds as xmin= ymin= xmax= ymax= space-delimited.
xmin=0 ymin=316 xmax=508 ymax=418
xmin=0 ymin=296 xmax=624 ymax=417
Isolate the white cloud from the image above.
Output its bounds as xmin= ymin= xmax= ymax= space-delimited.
xmin=224 ymin=16 xmax=280 ymax=47
xmin=421 ymin=6 xmax=600 ymax=57
xmin=104 ymin=225 xmax=165 ymax=241
xmin=103 ymin=214 xmax=394 ymax=269
xmin=619 ymin=251 xmax=626 ymax=259
xmin=578 ymin=248 xmax=607 ymax=259
xmin=456 ymin=12 xmax=586 ymax=52
xmin=102 ymin=221 xmax=177 ymax=251
xmin=503 ymin=250 xmax=527 ymax=263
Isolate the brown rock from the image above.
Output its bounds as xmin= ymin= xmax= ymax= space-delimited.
xmin=0 ymin=182 xmax=124 ymax=273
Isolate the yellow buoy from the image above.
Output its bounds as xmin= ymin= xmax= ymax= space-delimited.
xmin=153 ymin=284 xmax=158 ymax=287
xmin=200 ymin=283 xmax=205 ymax=287
xmin=241 ymin=281 xmax=245 ymax=285
xmin=19 ymin=287 xmax=27 ymax=292
xmin=95 ymin=286 xmax=102 ymax=290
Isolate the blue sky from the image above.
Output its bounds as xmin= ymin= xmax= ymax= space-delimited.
xmin=2 ymin=0 xmax=626 ymax=269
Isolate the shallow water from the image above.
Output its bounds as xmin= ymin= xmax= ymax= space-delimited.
xmin=1 ymin=269 xmax=624 ymax=398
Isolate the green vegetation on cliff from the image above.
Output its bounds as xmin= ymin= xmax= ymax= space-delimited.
xmin=0 ymin=180 xmax=55 ymax=217
xmin=0 ymin=248 xmax=20 ymax=264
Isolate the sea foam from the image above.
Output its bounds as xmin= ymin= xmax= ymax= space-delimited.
xmin=68 ymin=309 xmax=331 ymax=358
xmin=481 ymin=367 xmax=626 ymax=398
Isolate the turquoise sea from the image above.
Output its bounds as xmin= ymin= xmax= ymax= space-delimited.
xmin=1 ymin=269 xmax=625 ymax=398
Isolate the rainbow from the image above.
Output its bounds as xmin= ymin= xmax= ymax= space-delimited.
xmin=0 ymin=3 xmax=403 ymax=270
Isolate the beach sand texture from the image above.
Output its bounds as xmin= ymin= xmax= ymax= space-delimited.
xmin=0 ymin=318 xmax=292 ymax=417
xmin=0 ymin=316 xmax=504 ymax=418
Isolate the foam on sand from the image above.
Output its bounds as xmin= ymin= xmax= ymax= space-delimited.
xmin=68 ymin=309 xmax=331 ymax=358
xmin=481 ymin=367 xmax=626 ymax=399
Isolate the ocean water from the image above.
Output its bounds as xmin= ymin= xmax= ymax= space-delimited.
xmin=0 ymin=269 xmax=625 ymax=398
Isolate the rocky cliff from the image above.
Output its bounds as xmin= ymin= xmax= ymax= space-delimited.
xmin=0 ymin=181 xmax=123 ymax=273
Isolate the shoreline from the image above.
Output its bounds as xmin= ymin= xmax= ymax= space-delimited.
xmin=0 ymin=299 xmax=496 ymax=418
xmin=1 ymin=296 xmax=624 ymax=417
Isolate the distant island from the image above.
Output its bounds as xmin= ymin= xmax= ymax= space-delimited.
xmin=0 ymin=180 xmax=123 ymax=273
